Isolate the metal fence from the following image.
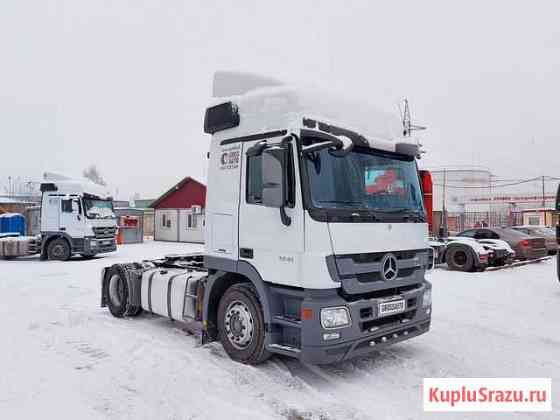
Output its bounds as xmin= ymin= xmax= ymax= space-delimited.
xmin=433 ymin=210 xmax=524 ymax=235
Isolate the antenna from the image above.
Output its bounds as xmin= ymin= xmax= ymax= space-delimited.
xmin=401 ymin=98 xmax=427 ymax=137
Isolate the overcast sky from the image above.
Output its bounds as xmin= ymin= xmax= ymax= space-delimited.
xmin=1 ymin=0 xmax=559 ymax=199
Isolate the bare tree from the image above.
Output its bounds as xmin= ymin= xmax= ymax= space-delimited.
xmin=83 ymin=165 xmax=107 ymax=186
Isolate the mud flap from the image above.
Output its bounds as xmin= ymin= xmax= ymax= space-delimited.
xmin=100 ymin=267 xmax=108 ymax=307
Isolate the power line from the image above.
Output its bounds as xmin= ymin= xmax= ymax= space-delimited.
xmin=433 ymin=175 xmax=560 ymax=189
xmin=433 ymin=177 xmax=543 ymax=189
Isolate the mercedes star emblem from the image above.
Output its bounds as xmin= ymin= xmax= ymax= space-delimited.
xmin=381 ymin=253 xmax=398 ymax=281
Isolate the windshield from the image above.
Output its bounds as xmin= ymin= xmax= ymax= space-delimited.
xmin=304 ymin=146 xmax=425 ymax=217
xmin=83 ymin=198 xmax=116 ymax=219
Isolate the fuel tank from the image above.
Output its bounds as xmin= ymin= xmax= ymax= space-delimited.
xmin=140 ymin=268 xmax=206 ymax=321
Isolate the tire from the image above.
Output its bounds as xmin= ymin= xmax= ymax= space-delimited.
xmin=47 ymin=238 xmax=71 ymax=261
xmin=105 ymin=264 xmax=142 ymax=318
xmin=495 ymin=257 xmax=507 ymax=267
xmin=217 ymin=283 xmax=271 ymax=365
xmin=446 ymin=247 xmax=474 ymax=272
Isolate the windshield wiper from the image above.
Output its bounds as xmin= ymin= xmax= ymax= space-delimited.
xmin=371 ymin=208 xmax=426 ymax=222
xmin=318 ymin=200 xmax=364 ymax=207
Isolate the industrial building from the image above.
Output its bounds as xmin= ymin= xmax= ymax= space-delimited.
xmin=429 ymin=166 xmax=558 ymax=234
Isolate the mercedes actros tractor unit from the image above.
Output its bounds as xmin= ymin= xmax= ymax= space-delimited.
xmin=0 ymin=173 xmax=117 ymax=260
xmin=101 ymin=73 xmax=433 ymax=365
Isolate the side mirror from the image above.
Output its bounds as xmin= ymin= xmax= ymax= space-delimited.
xmin=72 ymin=199 xmax=80 ymax=214
xmin=262 ymin=146 xmax=287 ymax=208
xmin=261 ymin=140 xmax=292 ymax=226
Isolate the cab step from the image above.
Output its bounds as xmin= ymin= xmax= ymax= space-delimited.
xmin=267 ymin=343 xmax=301 ymax=357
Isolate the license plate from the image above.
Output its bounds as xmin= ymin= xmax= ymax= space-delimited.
xmin=378 ymin=299 xmax=406 ymax=317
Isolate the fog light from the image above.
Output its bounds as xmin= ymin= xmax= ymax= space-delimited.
xmin=320 ymin=307 xmax=351 ymax=329
xmin=323 ymin=332 xmax=340 ymax=341
xmin=422 ymin=289 xmax=432 ymax=308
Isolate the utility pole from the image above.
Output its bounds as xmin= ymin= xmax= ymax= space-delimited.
xmin=489 ymin=174 xmax=493 ymax=226
xmin=542 ymin=176 xmax=546 ymax=208
xmin=441 ymin=169 xmax=448 ymax=237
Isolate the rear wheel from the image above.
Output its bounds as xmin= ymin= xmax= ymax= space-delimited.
xmin=47 ymin=238 xmax=71 ymax=261
xmin=105 ymin=264 xmax=142 ymax=318
xmin=447 ymin=247 xmax=474 ymax=272
xmin=217 ymin=283 xmax=271 ymax=365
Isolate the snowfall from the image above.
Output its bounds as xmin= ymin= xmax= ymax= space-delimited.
xmin=0 ymin=241 xmax=558 ymax=420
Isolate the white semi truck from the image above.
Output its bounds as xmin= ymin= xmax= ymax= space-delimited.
xmin=101 ymin=73 xmax=433 ymax=365
xmin=0 ymin=173 xmax=117 ymax=260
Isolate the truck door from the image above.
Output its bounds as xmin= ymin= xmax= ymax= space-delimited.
xmin=43 ymin=196 xmax=61 ymax=232
xmin=59 ymin=197 xmax=84 ymax=238
xmin=238 ymin=136 xmax=305 ymax=287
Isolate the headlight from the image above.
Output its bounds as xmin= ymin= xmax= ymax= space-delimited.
xmin=422 ymin=289 xmax=432 ymax=308
xmin=320 ymin=307 xmax=351 ymax=329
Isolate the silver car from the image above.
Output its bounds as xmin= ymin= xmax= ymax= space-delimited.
xmin=511 ymin=226 xmax=558 ymax=255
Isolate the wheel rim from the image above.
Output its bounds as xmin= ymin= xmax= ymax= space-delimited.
xmin=224 ymin=300 xmax=254 ymax=350
xmin=109 ymin=274 xmax=124 ymax=306
xmin=454 ymin=250 xmax=467 ymax=266
xmin=52 ymin=244 xmax=65 ymax=258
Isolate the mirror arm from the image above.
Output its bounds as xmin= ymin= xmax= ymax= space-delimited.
xmin=279 ymin=134 xmax=295 ymax=227
xmin=280 ymin=206 xmax=292 ymax=226
xmin=246 ymin=140 xmax=268 ymax=157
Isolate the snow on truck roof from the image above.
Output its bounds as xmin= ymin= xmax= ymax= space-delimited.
xmin=209 ymin=71 xmax=419 ymax=154
xmin=42 ymin=173 xmax=112 ymax=199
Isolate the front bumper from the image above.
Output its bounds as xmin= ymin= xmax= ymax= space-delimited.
xmin=296 ymin=282 xmax=432 ymax=364
xmin=84 ymin=237 xmax=117 ymax=254
xmin=300 ymin=318 xmax=431 ymax=364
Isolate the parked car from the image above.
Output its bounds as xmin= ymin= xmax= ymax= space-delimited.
xmin=510 ymin=226 xmax=558 ymax=255
xmin=457 ymin=227 xmax=547 ymax=260
xmin=430 ymin=236 xmax=514 ymax=272
xmin=473 ymin=238 xmax=516 ymax=267
xmin=431 ymin=237 xmax=490 ymax=271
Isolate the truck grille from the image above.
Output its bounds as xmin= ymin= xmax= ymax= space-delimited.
xmin=93 ymin=226 xmax=117 ymax=239
xmin=329 ymin=249 xmax=430 ymax=295
xmin=334 ymin=249 xmax=428 ymax=283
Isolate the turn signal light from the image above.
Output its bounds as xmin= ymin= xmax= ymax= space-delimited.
xmin=301 ymin=308 xmax=313 ymax=321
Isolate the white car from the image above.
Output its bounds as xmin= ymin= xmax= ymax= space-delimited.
xmin=429 ymin=236 xmax=514 ymax=272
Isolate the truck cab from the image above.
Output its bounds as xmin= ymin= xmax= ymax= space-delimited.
xmin=40 ymin=174 xmax=117 ymax=260
xmin=203 ymin=73 xmax=432 ymax=363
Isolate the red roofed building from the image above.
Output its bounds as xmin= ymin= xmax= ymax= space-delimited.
xmin=151 ymin=177 xmax=206 ymax=243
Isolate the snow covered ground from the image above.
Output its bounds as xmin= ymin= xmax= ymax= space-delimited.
xmin=0 ymin=241 xmax=558 ymax=419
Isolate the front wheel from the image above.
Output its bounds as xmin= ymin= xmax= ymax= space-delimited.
xmin=446 ymin=247 xmax=474 ymax=272
xmin=217 ymin=283 xmax=271 ymax=365
xmin=47 ymin=238 xmax=71 ymax=261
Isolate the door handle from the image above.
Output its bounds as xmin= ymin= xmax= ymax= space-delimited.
xmin=240 ymin=248 xmax=254 ymax=259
